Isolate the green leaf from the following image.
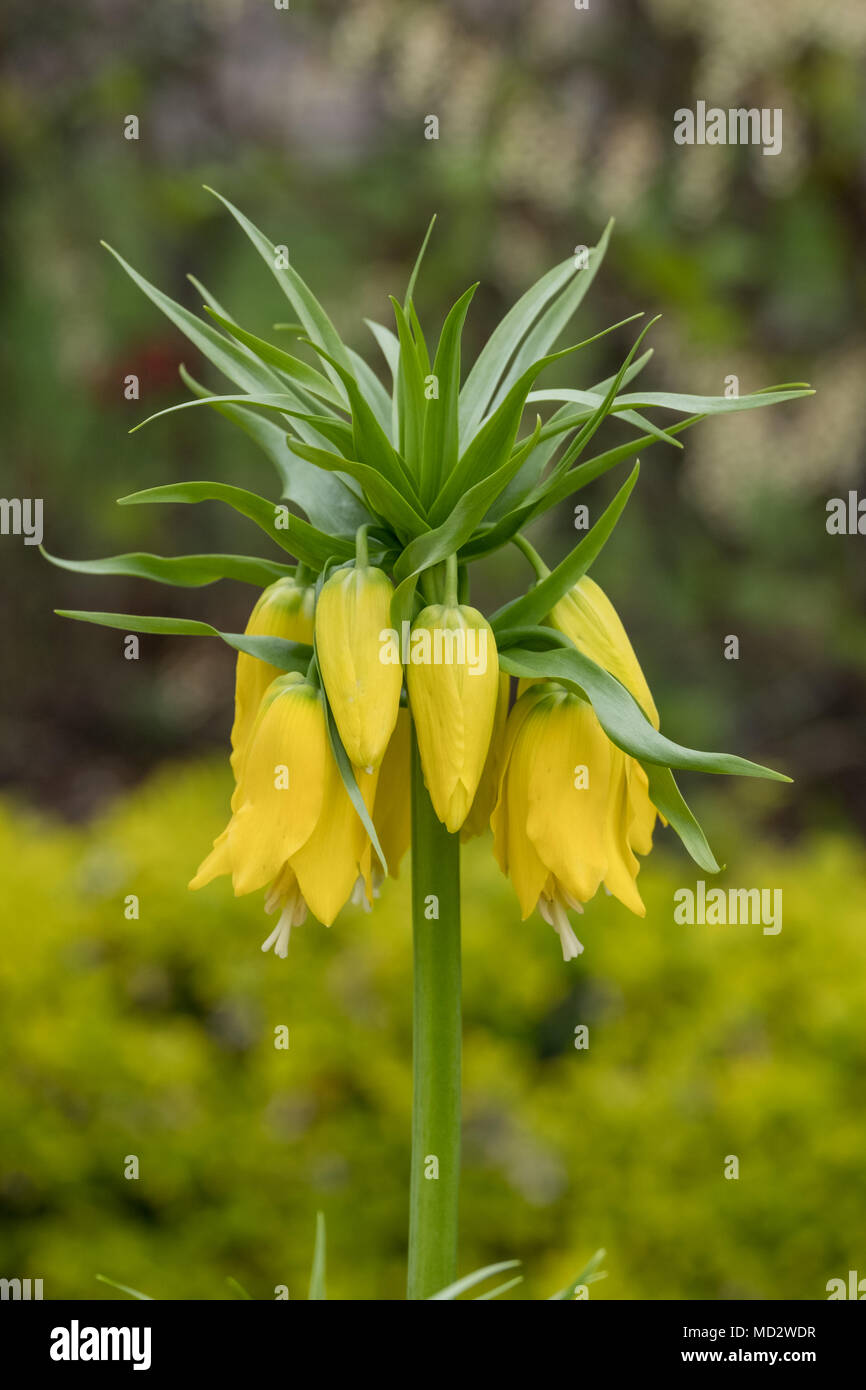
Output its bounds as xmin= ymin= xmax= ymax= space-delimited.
xmin=288 ymin=442 xmax=427 ymax=540
xmin=390 ymin=296 xmax=428 ymax=478
xmin=203 ymin=307 xmax=347 ymax=408
xmin=497 ymin=639 xmax=791 ymax=781
xmin=322 ymin=695 xmax=388 ymax=877
xmin=55 ymin=610 xmax=313 ymax=672
xmin=404 ymin=214 xmax=437 ymax=310
xmin=41 ymin=546 xmax=293 ymax=589
xmin=610 ymin=386 xmax=814 ymax=415
xmin=420 ymin=284 xmax=477 ymax=507
xmin=642 ymin=764 xmax=722 ymax=873
xmin=346 ymin=345 xmax=394 ymax=436
xmin=474 ymin=1275 xmax=525 ymax=1301
xmin=204 ymin=187 xmax=352 ymax=398
xmin=95 ymin=1274 xmax=154 ymax=1301
xmin=434 ymin=344 xmax=585 ymax=523
xmin=128 ymin=390 xmax=339 ymax=437
xmin=394 ymin=419 xmax=542 ymax=585
xmin=179 ymin=366 xmax=369 ymax=536
xmin=490 ymin=464 xmax=639 ymax=631
xmin=117 ymin=481 xmax=353 ymax=569
xmin=365 ymin=318 xmax=400 ymax=382
xmin=485 ymin=218 xmax=615 ymax=418
xmin=101 ymin=242 xmax=286 ymax=398
xmin=306 ymin=342 xmax=424 ymax=508
xmin=548 ymin=1248 xmax=607 ymax=1301
xmin=308 ymin=1212 xmax=327 ymax=1301
xmin=459 ymin=223 xmax=614 ymax=441
xmin=225 ymin=1277 xmax=253 ymax=1301
xmin=428 ymin=1261 xmax=522 ymax=1301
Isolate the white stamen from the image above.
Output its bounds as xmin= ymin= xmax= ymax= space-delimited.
xmin=350 ymin=874 xmax=373 ymax=913
xmin=261 ymin=907 xmax=292 ymax=958
xmin=538 ymin=894 xmax=584 ymax=962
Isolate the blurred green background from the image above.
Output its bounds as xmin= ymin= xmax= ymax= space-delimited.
xmin=1 ymin=0 xmax=865 ymax=1299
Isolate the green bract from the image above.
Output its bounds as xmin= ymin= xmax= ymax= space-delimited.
xmin=49 ymin=189 xmax=809 ymax=868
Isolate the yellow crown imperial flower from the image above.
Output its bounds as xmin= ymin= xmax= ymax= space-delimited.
xmin=315 ymin=560 xmax=402 ymax=771
xmin=492 ymin=682 xmax=659 ymax=959
xmin=190 ymin=671 xmax=328 ymax=898
xmin=230 ymin=575 xmax=315 ymax=787
xmin=407 ymin=601 xmax=500 ymax=833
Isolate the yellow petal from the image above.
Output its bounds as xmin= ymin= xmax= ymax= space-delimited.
xmin=373 ymin=706 xmax=411 ymax=878
xmin=521 ymin=691 xmax=611 ymax=906
xmin=291 ymin=760 xmax=379 ymax=925
xmin=228 ymin=674 xmax=327 ymax=895
xmin=407 ymin=604 xmax=499 ymax=832
xmin=230 ymin=577 xmax=315 ymax=787
xmin=461 ymin=672 xmax=511 ymax=841
xmin=549 ymin=575 xmax=659 ymax=728
xmin=315 ymin=565 xmax=402 ymax=770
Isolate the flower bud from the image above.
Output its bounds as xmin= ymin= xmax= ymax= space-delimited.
xmin=315 ymin=565 xmax=402 ymax=771
xmin=231 ymin=576 xmax=315 ymax=783
xmin=407 ymin=603 xmax=499 ymax=832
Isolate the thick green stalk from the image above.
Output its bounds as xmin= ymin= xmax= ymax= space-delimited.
xmin=407 ymin=723 xmax=462 ymax=1299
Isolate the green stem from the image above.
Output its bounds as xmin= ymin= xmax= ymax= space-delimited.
xmin=355 ymin=523 xmax=370 ymax=569
xmin=407 ymin=723 xmax=462 ymax=1300
xmin=444 ymin=552 xmax=459 ymax=608
xmin=512 ymin=532 xmax=551 ymax=580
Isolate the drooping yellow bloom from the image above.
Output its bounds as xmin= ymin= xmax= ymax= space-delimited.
xmin=460 ymin=671 xmax=511 ymax=842
xmin=492 ymin=682 xmax=659 ymax=959
xmin=406 ymin=603 xmax=500 ymax=833
xmin=230 ymin=575 xmax=315 ymax=786
xmin=548 ymin=574 xmax=659 ymax=727
xmin=315 ymin=564 xmax=402 ymax=770
xmin=372 ymin=706 xmax=411 ymax=882
xmin=191 ymin=668 xmax=378 ymax=953
xmin=191 ymin=671 xmax=329 ymax=897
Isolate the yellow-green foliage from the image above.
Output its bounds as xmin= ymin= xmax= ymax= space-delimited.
xmin=1 ymin=763 xmax=864 ymax=1299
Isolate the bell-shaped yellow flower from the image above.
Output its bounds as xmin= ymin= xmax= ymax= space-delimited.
xmin=492 ymin=682 xmax=659 ymax=959
xmin=315 ymin=564 xmax=403 ymax=771
xmin=290 ymin=755 xmax=379 ymax=927
xmin=372 ymin=706 xmax=412 ymax=882
xmin=191 ymin=671 xmax=328 ymax=898
xmin=407 ymin=603 xmax=499 ymax=832
xmin=548 ymin=574 xmax=659 ymax=727
xmin=230 ymin=575 xmax=315 ymax=786
xmin=460 ymin=672 xmax=511 ymax=842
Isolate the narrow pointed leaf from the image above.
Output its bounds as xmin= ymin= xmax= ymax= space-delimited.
xmin=420 ymin=284 xmax=477 ymax=505
xmin=490 ymin=464 xmax=639 ymax=631
xmin=642 ymin=764 xmax=722 ymax=873
xmin=117 ymin=481 xmax=354 ymax=568
xmin=428 ymin=1261 xmax=521 ymax=1301
xmin=41 ymin=547 xmax=292 ymax=589
xmin=204 ymin=187 xmax=351 ymax=396
xmin=548 ymin=1248 xmax=607 ymax=1301
xmin=95 ymin=1275 xmax=154 ymax=1301
xmin=179 ymin=366 xmax=369 ymax=535
xmin=203 ymin=308 xmax=347 ymax=408
xmin=323 ymin=694 xmax=388 ymax=877
xmin=55 ymin=610 xmax=313 ymax=672
xmin=497 ymin=639 xmax=791 ymax=780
